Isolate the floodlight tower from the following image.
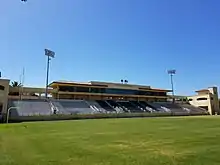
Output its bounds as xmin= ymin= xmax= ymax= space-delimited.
xmin=45 ymin=49 xmax=55 ymax=98
xmin=167 ymin=69 xmax=176 ymax=102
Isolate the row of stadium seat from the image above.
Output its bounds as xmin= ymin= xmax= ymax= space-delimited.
xmin=7 ymin=99 xmax=207 ymax=117
xmin=8 ymin=99 xmax=52 ymax=117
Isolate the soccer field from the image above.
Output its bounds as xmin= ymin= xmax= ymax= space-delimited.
xmin=1 ymin=116 xmax=220 ymax=165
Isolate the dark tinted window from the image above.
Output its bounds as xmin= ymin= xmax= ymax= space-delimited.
xmin=158 ymin=92 xmax=166 ymax=96
xmin=138 ymin=91 xmax=152 ymax=95
xmin=151 ymin=92 xmax=165 ymax=96
xmin=0 ymin=85 xmax=5 ymax=90
xmin=105 ymin=88 xmax=137 ymax=95
xmin=59 ymin=86 xmax=75 ymax=92
xmin=59 ymin=86 xmax=168 ymax=96
xmin=91 ymin=88 xmax=100 ymax=93
xmin=75 ymin=87 xmax=89 ymax=92
xmin=197 ymin=98 xmax=207 ymax=101
xmin=90 ymin=88 xmax=167 ymax=96
xmin=100 ymin=88 xmax=106 ymax=93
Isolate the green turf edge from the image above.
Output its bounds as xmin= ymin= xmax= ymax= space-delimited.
xmin=2 ymin=111 xmax=208 ymax=123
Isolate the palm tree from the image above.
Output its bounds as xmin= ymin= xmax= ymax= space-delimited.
xmin=11 ymin=81 xmax=22 ymax=87
xmin=9 ymin=81 xmax=22 ymax=96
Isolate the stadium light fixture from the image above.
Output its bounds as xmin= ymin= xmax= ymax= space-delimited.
xmin=167 ymin=69 xmax=176 ymax=102
xmin=45 ymin=49 xmax=55 ymax=98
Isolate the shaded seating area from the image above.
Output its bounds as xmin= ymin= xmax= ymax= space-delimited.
xmin=96 ymin=100 xmax=116 ymax=113
xmin=85 ymin=100 xmax=106 ymax=113
xmin=129 ymin=101 xmax=148 ymax=112
xmin=116 ymin=101 xmax=143 ymax=113
xmin=138 ymin=101 xmax=156 ymax=112
xmin=106 ymin=100 xmax=125 ymax=113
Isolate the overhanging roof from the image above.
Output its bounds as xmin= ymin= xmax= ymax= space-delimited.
xmin=9 ymin=86 xmax=56 ymax=93
xmin=195 ymin=89 xmax=209 ymax=93
xmin=49 ymin=80 xmax=172 ymax=92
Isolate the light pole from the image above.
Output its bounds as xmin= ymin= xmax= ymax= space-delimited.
xmin=45 ymin=49 xmax=55 ymax=98
xmin=167 ymin=69 xmax=176 ymax=102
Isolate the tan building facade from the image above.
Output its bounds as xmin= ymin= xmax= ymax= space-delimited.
xmin=0 ymin=79 xmax=10 ymax=115
xmin=187 ymin=87 xmax=219 ymax=115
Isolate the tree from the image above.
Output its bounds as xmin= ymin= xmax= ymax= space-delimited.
xmin=11 ymin=81 xmax=22 ymax=87
xmin=9 ymin=81 xmax=22 ymax=96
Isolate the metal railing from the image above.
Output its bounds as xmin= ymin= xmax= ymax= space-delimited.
xmin=6 ymin=107 xmax=18 ymax=123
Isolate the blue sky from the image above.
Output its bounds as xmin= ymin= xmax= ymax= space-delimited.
xmin=1 ymin=0 xmax=220 ymax=95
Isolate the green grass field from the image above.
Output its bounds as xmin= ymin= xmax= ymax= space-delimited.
xmin=1 ymin=116 xmax=220 ymax=165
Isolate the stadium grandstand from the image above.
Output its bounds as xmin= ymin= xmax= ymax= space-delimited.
xmin=0 ymin=78 xmax=218 ymax=122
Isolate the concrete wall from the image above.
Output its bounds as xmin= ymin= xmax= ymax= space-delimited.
xmin=208 ymin=87 xmax=219 ymax=114
xmin=0 ymin=79 xmax=10 ymax=114
xmin=188 ymin=94 xmax=210 ymax=111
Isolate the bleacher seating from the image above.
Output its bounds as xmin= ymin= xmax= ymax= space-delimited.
xmin=7 ymin=99 xmax=207 ymax=118
xmin=157 ymin=102 xmax=188 ymax=114
xmin=116 ymin=101 xmax=143 ymax=113
xmin=146 ymin=102 xmax=171 ymax=112
xmin=178 ymin=103 xmax=207 ymax=114
xmin=53 ymin=100 xmax=94 ymax=114
xmin=85 ymin=100 xmax=106 ymax=113
xmin=106 ymin=100 xmax=125 ymax=113
xmin=137 ymin=101 xmax=156 ymax=112
xmin=95 ymin=100 xmax=116 ymax=113
xmin=8 ymin=99 xmax=52 ymax=117
xmin=129 ymin=101 xmax=147 ymax=112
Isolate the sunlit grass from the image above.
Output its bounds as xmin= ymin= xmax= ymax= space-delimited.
xmin=1 ymin=116 xmax=220 ymax=165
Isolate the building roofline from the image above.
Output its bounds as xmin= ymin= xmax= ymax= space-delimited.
xmin=49 ymin=80 xmax=171 ymax=92
xmin=0 ymin=78 xmax=10 ymax=81
xmin=195 ymin=89 xmax=209 ymax=93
